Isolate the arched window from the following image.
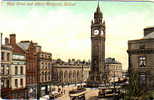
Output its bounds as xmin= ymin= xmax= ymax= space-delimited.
xmin=54 ymin=70 xmax=58 ymax=81
xmin=73 ymin=70 xmax=76 ymax=82
xmin=45 ymin=72 xmax=47 ymax=81
xmin=77 ymin=71 xmax=80 ymax=82
xmin=48 ymin=72 xmax=50 ymax=81
xmin=69 ymin=71 xmax=72 ymax=83
xmin=64 ymin=71 xmax=68 ymax=83
xmin=60 ymin=71 xmax=63 ymax=82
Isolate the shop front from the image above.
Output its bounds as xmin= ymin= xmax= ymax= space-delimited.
xmin=27 ymin=85 xmax=37 ymax=99
xmin=39 ymin=82 xmax=52 ymax=97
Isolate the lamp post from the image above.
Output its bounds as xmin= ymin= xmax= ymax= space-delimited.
xmin=81 ymin=60 xmax=85 ymax=88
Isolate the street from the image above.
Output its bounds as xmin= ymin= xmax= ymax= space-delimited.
xmin=55 ymin=86 xmax=113 ymax=100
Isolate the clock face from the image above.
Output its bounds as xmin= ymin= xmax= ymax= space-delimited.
xmin=101 ymin=30 xmax=104 ymax=35
xmin=94 ymin=30 xmax=99 ymax=35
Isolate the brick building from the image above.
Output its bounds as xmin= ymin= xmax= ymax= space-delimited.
xmin=128 ymin=26 xmax=154 ymax=91
xmin=8 ymin=34 xmax=40 ymax=99
xmin=17 ymin=41 xmax=40 ymax=99
xmin=8 ymin=34 xmax=54 ymax=99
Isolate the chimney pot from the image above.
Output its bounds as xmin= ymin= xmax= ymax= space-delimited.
xmin=5 ymin=37 xmax=9 ymax=45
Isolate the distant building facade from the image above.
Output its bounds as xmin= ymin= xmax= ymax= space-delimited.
xmin=128 ymin=26 xmax=154 ymax=90
xmin=37 ymin=52 xmax=52 ymax=97
xmin=105 ymin=58 xmax=123 ymax=82
xmin=52 ymin=59 xmax=90 ymax=86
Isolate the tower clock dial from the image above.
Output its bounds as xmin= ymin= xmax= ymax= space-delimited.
xmin=94 ymin=30 xmax=99 ymax=35
xmin=101 ymin=30 xmax=104 ymax=35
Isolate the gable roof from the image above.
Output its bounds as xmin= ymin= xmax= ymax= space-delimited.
xmin=17 ymin=42 xmax=31 ymax=51
xmin=143 ymin=31 xmax=154 ymax=39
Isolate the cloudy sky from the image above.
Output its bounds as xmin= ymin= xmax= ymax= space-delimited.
xmin=0 ymin=1 xmax=154 ymax=70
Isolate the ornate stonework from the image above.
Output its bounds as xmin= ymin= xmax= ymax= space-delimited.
xmin=87 ymin=3 xmax=106 ymax=87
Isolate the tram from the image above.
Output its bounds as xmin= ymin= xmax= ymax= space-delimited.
xmin=69 ymin=87 xmax=86 ymax=100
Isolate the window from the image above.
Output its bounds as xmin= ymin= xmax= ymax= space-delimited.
xmin=6 ymin=66 xmax=9 ymax=74
xmin=20 ymin=66 xmax=23 ymax=74
xmin=1 ymin=52 xmax=4 ymax=61
xmin=7 ymin=53 xmax=10 ymax=61
xmin=20 ymin=79 xmax=23 ymax=87
xmin=15 ymin=66 xmax=18 ymax=74
xmin=139 ymin=56 xmax=146 ymax=67
xmin=6 ymin=80 xmax=9 ymax=88
xmin=1 ymin=80 xmax=4 ymax=88
xmin=45 ymin=72 xmax=47 ymax=81
xmin=139 ymin=44 xmax=145 ymax=49
xmin=15 ymin=79 xmax=18 ymax=87
xmin=139 ymin=73 xmax=146 ymax=85
xmin=1 ymin=65 xmax=4 ymax=74
xmin=48 ymin=72 xmax=50 ymax=80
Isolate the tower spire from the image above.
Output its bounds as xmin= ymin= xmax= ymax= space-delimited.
xmin=96 ymin=0 xmax=101 ymax=13
xmin=97 ymin=0 xmax=99 ymax=8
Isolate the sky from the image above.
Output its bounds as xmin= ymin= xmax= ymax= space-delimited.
xmin=0 ymin=1 xmax=154 ymax=70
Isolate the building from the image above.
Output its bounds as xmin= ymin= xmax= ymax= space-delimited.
xmin=105 ymin=58 xmax=123 ymax=83
xmin=127 ymin=26 xmax=154 ymax=91
xmin=8 ymin=34 xmax=54 ymax=99
xmin=17 ymin=41 xmax=40 ymax=99
xmin=10 ymin=53 xmax=26 ymax=99
xmin=37 ymin=52 xmax=52 ymax=97
xmin=1 ymin=35 xmax=27 ymax=99
xmin=8 ymin=34 xmax=40 ymax=98
xmin=88 ymin=3 xmax=106 ymax=87
xmin=52 ymin=59 xmax=90 ymax=86
xmin=1 ymin=44 xmax=12 ymax=99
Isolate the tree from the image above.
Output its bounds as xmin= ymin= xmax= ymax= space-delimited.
xmin=124 ymin=72 xmax=154 ymax=100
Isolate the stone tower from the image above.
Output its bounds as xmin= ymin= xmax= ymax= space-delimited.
xmin=88 ymin=3 xmax=106 ymax=87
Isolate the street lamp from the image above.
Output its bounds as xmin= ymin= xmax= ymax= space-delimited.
xmin=81 ymin=60 xmax=85 ymax=88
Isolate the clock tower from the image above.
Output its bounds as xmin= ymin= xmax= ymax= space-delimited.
xmin=88 ymin=3 xmax=106 ymax=87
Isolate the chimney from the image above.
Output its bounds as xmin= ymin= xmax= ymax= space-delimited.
xmin=5 ymin=37 xmax=9 ymax=45
xmin=10 ymin=34 xmax=16 ymax=46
